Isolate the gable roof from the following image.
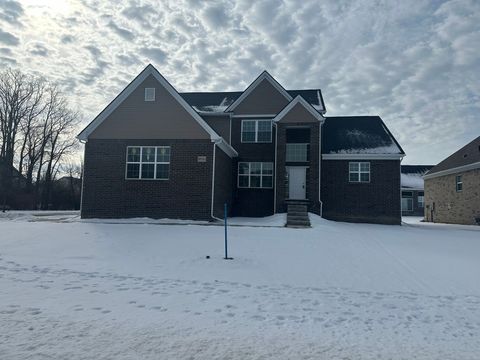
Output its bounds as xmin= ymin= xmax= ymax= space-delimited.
xmin=77 ymin=64 xmax=222 ymax=143
xmin=223 ymin=71 xmax=293 ymax=112
xmin=180 ymin=89 xmax=326 ymax=114
xmin=424 ymin=136 xmax=480 ymax=179
xmin=401 ymin=165 xmax=434 ymax=175
xmin=272 ymin=95 xmax=325 ymax=123
xmin=322 ymin=116 xmax=405 ymax=159
xmin=400 ymin=165 xmax=433 ymax=190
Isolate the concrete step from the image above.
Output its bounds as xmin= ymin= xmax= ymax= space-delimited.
xmin=286 ymin=219 xmax=311 ymax=227
xmin=287 ymin=214 xmax=310 ymax=221
xmin=287 ymin=211 xmax=308 ymax=217
xmin=287 ymin=205 xmax=308 ymax=212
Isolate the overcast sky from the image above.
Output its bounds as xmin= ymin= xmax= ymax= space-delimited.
xmin=1 ymin=0 xmax=479 ymax=164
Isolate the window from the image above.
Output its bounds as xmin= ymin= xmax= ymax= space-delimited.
xmin=418 ymin=191 xmax=424 ymax=208
xmin=145 ymin=88 xmax=155 ymax=101
xmin=349 ymin=162 xmax=370 ymax=183
xmin=126 ymin=146 xmax=170 ymax=180
xmin=402 ymin=191 xmax=413 ymax=211
xmin=241 ymin=120 xmax=272 ymax=143
xmin=286 ymin=143 xmax=309 ymax=162
xmin=238 ymin=162 xmax=273 ymax=188
xmin=456 ymin=175 xmax=462 ymax=192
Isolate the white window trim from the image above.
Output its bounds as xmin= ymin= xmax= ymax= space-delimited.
xmin=125 ymin=146 xmax=170 ymax=180
xmin=144 ymin=88 xmax=155 ymax=101
xmin=456 ymin=175 xmax=463 ymax=192
xmin=237 ymin=162 xmax=274 ymax=189
xmin=349 ymin=161 xmax=371 ymax=183
xmin=241 ymin=119 xmax=272 ymax=143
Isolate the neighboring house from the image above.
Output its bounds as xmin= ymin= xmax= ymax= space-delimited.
xmin=424 ymin=136 xmax=480 ymax=225
xmin=400 ymin=165 xmax=433 ymax=216
xmin=77 ymin=64 xmax=405 ymax=225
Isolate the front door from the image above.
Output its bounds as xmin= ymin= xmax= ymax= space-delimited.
xmin=288 ymin=167 xmax=306 ymax=200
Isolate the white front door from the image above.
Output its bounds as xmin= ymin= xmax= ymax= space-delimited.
xmin=288 ymin=167 xmax=306 ymax=200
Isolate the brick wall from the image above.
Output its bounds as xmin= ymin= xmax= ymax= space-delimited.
xmin=81 ymin=139 xmax=214 ymax=220
xmin=424 ymin=169 xmax=480 ymax=225
xmin=230 ymin=118 xmax=275 ymax=217
xmin=321 ymin=160 xmax=401 ymax=225
xmin=213 ymin=146 xmax=233 ymax=218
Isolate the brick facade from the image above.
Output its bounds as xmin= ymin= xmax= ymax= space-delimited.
xmin=321 ymin=160 xmax=401 ymax=224
xmin=424 ymin=169 xmax=480 ymax=225
xmin=275 ymin=122 xmax=321 ymax=214
xmin=81 ymin=139 xmax=214 ymax=220
xmin=213 ymin=145 xmax=233 ymax=219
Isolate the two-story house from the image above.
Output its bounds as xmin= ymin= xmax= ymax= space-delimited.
xmin=77 ymin=64 xmax=404 ymax=225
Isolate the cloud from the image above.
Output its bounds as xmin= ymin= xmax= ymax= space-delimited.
xmin=0 ymin=29 xmax=19 ymax=46
xmin=0 ymin=0 xmax=24 ymax=25
xmin=139 ymin=47 xmax=167 ymax=64
xmin=4 ymin=0 xmax=479 ymax=164
xmin=107 ymin=20 xmax=135 ymax=41
xmin=29 ymin=43 xmax=49 ymax=57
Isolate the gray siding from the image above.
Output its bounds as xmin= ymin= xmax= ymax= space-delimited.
xmin=203 ymin=115 xmax=231 ymax=143
xmin=90 ymin=75 xmax=210 ymax=140
xmin=234 ymin=79 xmax=290 ymax=115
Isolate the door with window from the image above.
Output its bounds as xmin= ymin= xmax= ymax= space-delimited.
xmin=287 ymin=167 xmax=307 ymax=200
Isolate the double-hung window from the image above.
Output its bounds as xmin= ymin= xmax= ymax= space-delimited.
xmin=238 ymin=162 xmax=273 ymax=188
xmin=402 ymin=191 xmax=413 ymax=211
xmin=456 ymin=175 xmax=463 ymax=192
xmin=241 ymin=120 xmax=272 ymax=143
xmin=349 ymin=162 xmax=370 ymax=183
xmin=418 ymin=191 xmax=424 ymax=208
xmin=126 ymin=146 xmax=170 ymax=180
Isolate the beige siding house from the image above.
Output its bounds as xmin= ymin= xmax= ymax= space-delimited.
xmin=424 ymin=136 xmax=480 ymax=225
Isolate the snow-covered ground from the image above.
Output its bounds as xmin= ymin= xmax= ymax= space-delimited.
xmin=0 ymin=213 xmax=479 ymax=359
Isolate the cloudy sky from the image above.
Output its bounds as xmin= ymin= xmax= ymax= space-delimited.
xmin=1 ymin=0 xmax=479 ymax=164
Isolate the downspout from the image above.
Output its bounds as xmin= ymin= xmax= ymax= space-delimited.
xmin=79 ymin=139 xmax=87 ymax=216
xmin=318 ymin=122 xmax=323 ymax=217
xmin=273 ymin=122 xmax=278 ymax=214
xmin=210 ymin=140 xmax=222 ymax=222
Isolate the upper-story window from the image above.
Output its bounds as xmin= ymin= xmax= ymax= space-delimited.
xmin=145 ymin=88 xmax=155 ymax=101
xmin=241 ymin=119 xmax=272 ymax=143
xmin=286 ymin=143 xmax=309 ymax=162
xmin=456 ymin=175 xmax=463 ymax=192
xmin=349 ymin=162 xmax=370 ymax=183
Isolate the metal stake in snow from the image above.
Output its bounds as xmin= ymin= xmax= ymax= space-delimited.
xmin=224 ymin=203 xmax=233 ymax=260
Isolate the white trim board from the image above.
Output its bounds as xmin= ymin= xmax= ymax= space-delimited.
xmin=323 ymin=153 xmax=405 ymax=160
xmin=77 ymin=64 xmax=223 ymax=145
xmin=273 ymin=95 xmax=325 ymax=123
xmin=224 ymin=71 xmax=292 ymax=112
xmin=423 ymin=161 xmax=480 ymax=180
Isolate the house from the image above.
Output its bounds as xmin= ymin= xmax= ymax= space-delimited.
xmin=400 ymin=165 xmax=433 ymax=216
xmin=424 ymin=136 xmax=480 ymax=225
xmin=77 ymin=64 xmax=405 ymax=225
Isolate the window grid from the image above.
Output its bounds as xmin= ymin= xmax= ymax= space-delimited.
xmin=456 ymin=175 xmax=463 ymax=192
xmin=286 ymin=143 xmax=309 ymax=162
xmin=238 ymin=162 xmax=274 ymax=189
xmin=241 ymin=120 xmax=272 ymax=143
xmin=126 ymin=146 xmax=170 ymax=180
xmin=349 ymin=162 xmax=370 ymax=183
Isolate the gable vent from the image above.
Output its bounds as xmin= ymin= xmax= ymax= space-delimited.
xmin=145 ymin=88 xmax=155 ymax=101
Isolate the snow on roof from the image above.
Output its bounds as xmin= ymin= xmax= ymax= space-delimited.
xmin=401 ymin=173 xmax=425 ymax=189
xmin=323 ymin=116 xmax=404 ymax=155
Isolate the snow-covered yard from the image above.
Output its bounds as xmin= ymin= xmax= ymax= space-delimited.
xmin=0 ymin=213 xmax=479 ymax=359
